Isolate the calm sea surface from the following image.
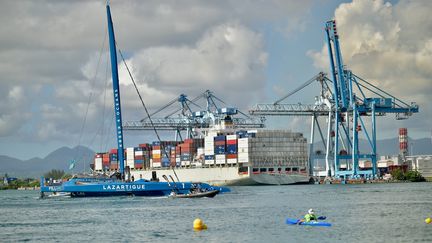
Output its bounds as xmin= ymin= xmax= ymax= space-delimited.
xmin=1 ymin=183 xmax=431 ymax=243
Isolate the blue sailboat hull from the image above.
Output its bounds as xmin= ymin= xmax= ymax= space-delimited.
xmin=40 ymin=178 xmax=229 ymax=198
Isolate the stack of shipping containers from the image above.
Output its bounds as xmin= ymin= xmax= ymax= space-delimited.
xmin=204 ymin=132 xmax=216 ymax=165
xmin=102 ymin=153 xmax=110 ymax=171
xmin=126 ymin=147 xmax=135 ymax=169
xmin=175 ymin=145 xmax=181 ymax=167
xmin=109 ymin=149 xmax=118 ymax=170
xmin=92 ymin=130 xmax=308 ymax=172
xmin=214 ymin=135 xmax=226 ymax=164
xmin=180 ymin=140 xmax=192 ymax=166
xmin=151 ymin=142 xmax=161 ymax=168
xmin=134 ymin=147 xmax=144 ymax=169
xmin=94 ymin=153 xmax=103 ymax=171
xmin=237 ymin=138 xmax=250 ymax=164
xmin=170 ymin=146 xmax=177 ymax=167
xmin=179 ymin=138 xmax=203 ymax=167
xmin=152 ymin=141 xmax=180 ymax=168
xmin=138 ymin=143 xmax=151 ymax=169
xmin=226 ymin=134 xmax=238 ymax=164
xmin=247 ymin=130 xmax=308 ymax=169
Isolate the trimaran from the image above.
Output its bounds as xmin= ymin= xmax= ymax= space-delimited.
xmin=40 ymin=2 xmax=229 ymax=198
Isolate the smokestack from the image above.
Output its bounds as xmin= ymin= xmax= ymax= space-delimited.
xmin=399 ymin=128 xmax=408 ymax=156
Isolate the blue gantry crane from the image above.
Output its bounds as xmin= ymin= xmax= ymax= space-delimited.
xmin=123 ymin=90 xmax=265 ymax=140
xmin=250 ymin=20 xmax=419 ymax=180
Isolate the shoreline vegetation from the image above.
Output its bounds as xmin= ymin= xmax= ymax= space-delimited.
xmin=1 ymin=169 xmax=70 ymax=190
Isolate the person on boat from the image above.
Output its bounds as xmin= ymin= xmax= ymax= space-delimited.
xmin=304 ymin=208 xmax=318 ymax=222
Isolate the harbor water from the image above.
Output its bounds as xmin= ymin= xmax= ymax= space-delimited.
xmin=1 ymin=183 xmax=431 ymax=242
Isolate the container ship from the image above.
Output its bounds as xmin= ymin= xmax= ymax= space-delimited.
xmin=91 ymin=119 xmax=310 ymax=186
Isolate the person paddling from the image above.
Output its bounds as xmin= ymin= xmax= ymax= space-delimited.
xmin=305 ymin=208 xmax=318 ymax=222
xmin=298 ymin=208 xmax=318 ymax=224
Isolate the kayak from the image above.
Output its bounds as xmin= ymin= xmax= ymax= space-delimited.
xmin=286 ymin=218 xmax=332 ymax=227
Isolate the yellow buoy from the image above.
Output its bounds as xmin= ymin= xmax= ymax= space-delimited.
xmin=425 ymin=218 xmax=431 ymax=224
xmin=193 ymin=218 xmax=208 ymax=230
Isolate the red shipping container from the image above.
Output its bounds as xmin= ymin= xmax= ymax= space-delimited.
xmin=184 ymin=138 xmax=193 ymax=144
xmin=135 ymin=155 xmax=144 ymax=160
xmin=182 ymin=143 xmax=193 ymax=149
xmin=226 ymin=140 xmax=237 ymax=145
xmin=139 ymin=143 xmax=150 ymax=148
xmin=110 ymin=148 xmax=118 ymax=154
xmin=153 ymin=145 xmax=161 ymax=150
xmin=214 ymin=141 xmax=226 ymax=146
xmin=226 ymin=154 xmax=238 ymax=159
xmin=110 ymin=164 xmax=118 ymax=170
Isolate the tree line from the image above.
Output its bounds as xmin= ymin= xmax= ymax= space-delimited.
xmin=1 ymin=169 xmax=72 ymax=190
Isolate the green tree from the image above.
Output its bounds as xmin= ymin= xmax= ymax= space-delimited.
xmin=43 ymin=169 xmax=65 ymax=180
xmin=390 ymin=168 xmax=406 ymax=181
xmin=405 ymin=170 xmax=425 ymax=182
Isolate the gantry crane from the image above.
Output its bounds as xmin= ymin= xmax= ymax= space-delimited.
xmin=124 ymin=90 xmax=265 ymax=140
xmin=250 ymin=20 xmax=419 ymax=179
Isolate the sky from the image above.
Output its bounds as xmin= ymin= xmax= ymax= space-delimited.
xmin=0 ymin=0 xmax=431 ymax=160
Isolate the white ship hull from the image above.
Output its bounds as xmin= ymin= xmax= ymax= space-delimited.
xmin=130 ymin=167 xmax=310 ymax=186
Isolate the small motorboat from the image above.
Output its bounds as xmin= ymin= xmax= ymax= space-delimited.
xmin=46 ymin=192 xmax=71 ymax=198
xmin=169 ymin=189 xmax=220 ymax=199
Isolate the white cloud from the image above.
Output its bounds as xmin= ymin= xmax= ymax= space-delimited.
xmin=0 ymin=85 xmax=32 ymax=135
xmin=127 ymin=23 xmax=268 ymax=109
xmin=307 ymin=0 xmax=432 ymax=137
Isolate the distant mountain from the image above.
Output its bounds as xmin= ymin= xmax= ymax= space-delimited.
xmin=0 ymin=146 xmax=95 ymax=178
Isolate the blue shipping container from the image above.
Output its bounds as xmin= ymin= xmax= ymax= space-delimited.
xmin=227 ymin=145 xmax=237 ymax=154
xmin=205 ymin=155 xmax=215 ymax=160
xmin=214 ymin=135 xmax=226 ymax=141
xmin=161 ymin=161 xmax=170 ymax=167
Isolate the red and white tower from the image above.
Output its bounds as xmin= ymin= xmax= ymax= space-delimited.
xmin=399 ymin=128 xmax=408 ymax=156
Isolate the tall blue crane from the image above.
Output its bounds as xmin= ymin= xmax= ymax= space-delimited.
xmin=325 ymin=20 xmax=419 ymax=179
xmin=250 ymin=20 xmax=419 ymax=180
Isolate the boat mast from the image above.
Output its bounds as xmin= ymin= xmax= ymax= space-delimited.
xmin=106 ymin=2 xmax=125 ymax=177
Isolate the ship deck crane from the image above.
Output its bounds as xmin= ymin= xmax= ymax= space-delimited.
xmin=249 ymin=20 xmax=419 ymax=180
